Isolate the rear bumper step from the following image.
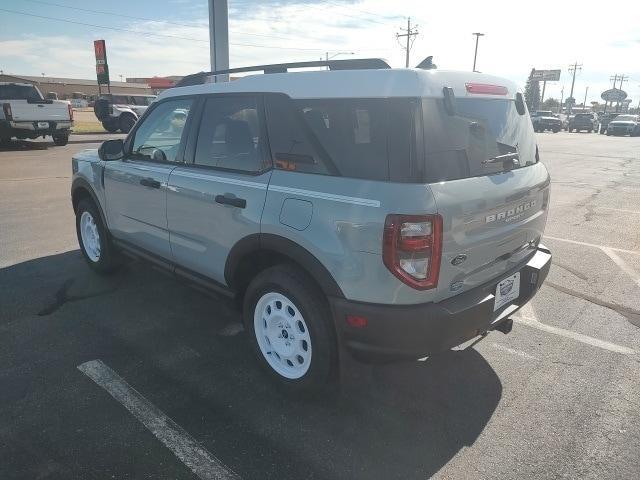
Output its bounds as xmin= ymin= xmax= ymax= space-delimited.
xmin=330 ymin=245 xmax=551 ymax=362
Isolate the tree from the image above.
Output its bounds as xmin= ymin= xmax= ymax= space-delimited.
xmin=541 ymin=98 xmax=559 ymax=110
xmin=524 ymin=69 xmax=540 ymax=111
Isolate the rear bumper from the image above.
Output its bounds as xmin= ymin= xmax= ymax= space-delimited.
xmin=0 ymin=119 xmax=72 ymax=137
xmin=331 ymin=245 xmax=552 ymax=362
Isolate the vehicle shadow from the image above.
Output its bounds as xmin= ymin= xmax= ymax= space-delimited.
xmin=1 ymin=251 xmax=502 ymax=480
xmin=0 ymin=136 xmax=121 ymax=152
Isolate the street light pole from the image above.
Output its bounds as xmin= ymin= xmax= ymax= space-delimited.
xmin=472 ymin=32 xmax=484 ymax=72
xmin=325 ymin=51 xmax=354 ymax=70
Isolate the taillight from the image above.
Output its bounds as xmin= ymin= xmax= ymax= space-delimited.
xmin=68 ymin=103 xmax=74 ymax=121
xmin=465 ymin=83 xmax=508 ymax=95
xmin=2 ymin=103 xmax=12 ymax=121
xmin=383 ymin=214 xmax=443 ymax=290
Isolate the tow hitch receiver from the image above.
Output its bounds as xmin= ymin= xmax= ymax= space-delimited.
xmin=495 ymin=318 xmax=514 ymax=334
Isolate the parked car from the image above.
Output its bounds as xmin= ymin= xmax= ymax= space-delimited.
xmin=93 ymin=93 xmax=157 ymax=133
xmin=568 ymin=112 xmax=598 ymax=132
xmin=531 ymin=110 xmax=561 ymax=133
xmin=71 ymin=59 xmax=552 ymax=391
xmin=598 ymin=113 xmax=620 ymax=134
xmin=0 ymin=82 xmax=73 ymax=145
xmin=606 ymin=114 xmax=640 ymax=136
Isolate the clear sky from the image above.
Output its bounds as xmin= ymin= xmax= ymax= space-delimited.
xmin=1 ymin=0 xmax=639 ymax=105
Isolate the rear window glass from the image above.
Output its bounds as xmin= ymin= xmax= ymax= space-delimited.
xmin=422 ymin=97 xmax=537 ymax=182
xmin=265 ymin=95 xmax=417 ymax=182
xmin=0 ymin=85 xmax=43 ymax=101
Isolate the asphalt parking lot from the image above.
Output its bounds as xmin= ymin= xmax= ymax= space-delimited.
xmin=1 ymin=132 xmax=639 ymax=479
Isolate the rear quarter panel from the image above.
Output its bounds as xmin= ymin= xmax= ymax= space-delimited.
xmin=262 ymin=170 xmax=443 ymax=304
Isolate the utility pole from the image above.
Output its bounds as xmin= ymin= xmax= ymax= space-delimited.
xmin=472 ymin=33 xmax=484 ymax=72
xmin=583 ymin=86 xmax=589 ymax=109
xmin=616 ymin=74 xmax=628 ymax=112
xmin=567 ymin=61 xmax=582 ymax=114
xmin=604 ymin=74 xmax=619 ymax=113
xmin=540 ymin=81 xmax=547 ymax=104
xmin=559 ymin=86 xmax=564 ymax=114
xmin=208 ymin=0 xmax=229 ymax=82
xmin=396 ymin=17 xmax=419 ymax=68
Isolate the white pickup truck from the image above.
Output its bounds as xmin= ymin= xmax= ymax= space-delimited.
xmin=0 ymin=82 xmax=73 ymax=146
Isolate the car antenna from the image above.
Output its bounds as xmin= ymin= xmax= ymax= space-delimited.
xmin=415 ymin=56 xmax=437 ymax=70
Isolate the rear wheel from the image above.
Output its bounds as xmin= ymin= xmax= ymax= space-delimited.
xmin=119 ymin=114 xmax=136 ymax=134
xmin=243 ymin=265 xmax=336 ymax=393
xmin=75 ymin=198 xmax=118 ymax=274
xmin=52 ymin=133 xmax=69 ymax=146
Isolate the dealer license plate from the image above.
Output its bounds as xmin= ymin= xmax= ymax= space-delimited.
xmin=494 ymin=272 xmax=520 ymax=311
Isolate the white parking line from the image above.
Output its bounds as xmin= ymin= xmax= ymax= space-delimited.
xmin=490 ymin=343 xmax=539 ymax=360
xmin=78 ymin=360 xmax=240 ymax=480
xmin=544 ymin=235 xmax=640 ymax=256
xmin=601 ymin=247 xmax=640 ymax=288
xmin=513 ymin=315 xmax=636 ymax=356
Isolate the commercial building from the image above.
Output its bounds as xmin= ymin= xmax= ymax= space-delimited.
xmin=0 ymin=73 xmax=153 ymax=99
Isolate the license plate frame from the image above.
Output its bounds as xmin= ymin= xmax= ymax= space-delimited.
xmin=494 ymin=272 xmax=520 ymax=311
xmin=37 ymin=122 xmax=49 ymax=129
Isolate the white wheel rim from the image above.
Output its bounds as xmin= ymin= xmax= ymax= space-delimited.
xmin=80 ymin=211 xmax=101 ymax=262
xmin=254 ymin=292 xmax=312 ymax=379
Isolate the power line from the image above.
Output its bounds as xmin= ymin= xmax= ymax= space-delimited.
xmin=21 ymin=0 xmax=201 ymax=28
xmin=0 ymin=7 xmax=357 ymax=52
xmin=323 ymin=0 xmax=404 ymax=23
xmin=20 ymin=0 xmax=348 ymax=43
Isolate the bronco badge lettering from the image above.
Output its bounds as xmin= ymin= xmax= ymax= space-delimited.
xmin=485 ymin=200 xmax=536 ymax=223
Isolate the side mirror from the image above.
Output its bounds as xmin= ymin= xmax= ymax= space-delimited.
xmin=98 ymin=139 xmax=124 ymax=161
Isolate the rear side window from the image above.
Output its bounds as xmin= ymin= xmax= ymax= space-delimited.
xmin=422 ymin=97 xmax=537 ymax=182
xmin=0 ymin=85 xmax=42 ymax=101
xmin=194 ymin=96 xmax=268 ymax=173
xmin=265 ymin=95 xmax=418 ymax=182
xmin=294 ymin=99 xmax=389 ymax=180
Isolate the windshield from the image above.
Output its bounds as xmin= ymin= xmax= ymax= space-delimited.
xmin=613 ymin=115 xmax=636 ymax=122
xmin=575 ymin=114 xmax=592 ymax=119
xmin=536 ymin=111 xmax=554 ymax=116
xmin=422 ymin=97 xmax=537 ymax=182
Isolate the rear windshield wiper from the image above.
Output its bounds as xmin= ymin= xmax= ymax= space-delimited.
xmin=482 ymin=152 xmax=520 ymax=167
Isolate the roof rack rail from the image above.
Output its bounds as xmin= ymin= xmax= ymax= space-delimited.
xmin=174 ymin=58 xmax=391 ymax=87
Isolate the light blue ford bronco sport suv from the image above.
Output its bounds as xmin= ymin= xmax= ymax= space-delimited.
xmin=71 ymin=59 xmax=551 ymax=391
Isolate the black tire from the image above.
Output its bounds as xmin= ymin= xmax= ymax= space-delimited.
xmin=75 ymin=198 xmax=119 ymax=274
xmin=243 ymin=264 xmax=337 ymax=393
xmin=588 ymin=129 xmax=593 ymax=133
xmin=119 ymin=114 xmax=136 ymax=134
xmin=102 ymin=120 xmax=119 ymax=133
xmin=52 ymin=133 xmax=69 ymax=146
xmin=568 ymin=128 xmax=573 ymax=132
xmin=552 ymin=128 xmax=560 ymax=133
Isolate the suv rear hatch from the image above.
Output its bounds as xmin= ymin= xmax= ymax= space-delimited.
xmin=422 ymin=87 xmax=550 ymax=300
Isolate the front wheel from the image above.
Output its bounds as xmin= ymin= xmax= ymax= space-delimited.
xmin=243 ymin=265 xmax=337 ymax=393
xmin=119 ymin=114 xmax=136 ymax=134
xmin=102 ymin=120 xmax=119 ymax=133
xmin=52 ymin=133 xmax=69 ymax=146
xmin=75 ymin=198 xmax=119 ymax=273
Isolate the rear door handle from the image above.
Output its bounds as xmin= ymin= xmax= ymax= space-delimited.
xmin=140 ymin=177 xmax=161 ymax=189
xmin=215 ymin=194 xmax=246 ymax=208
